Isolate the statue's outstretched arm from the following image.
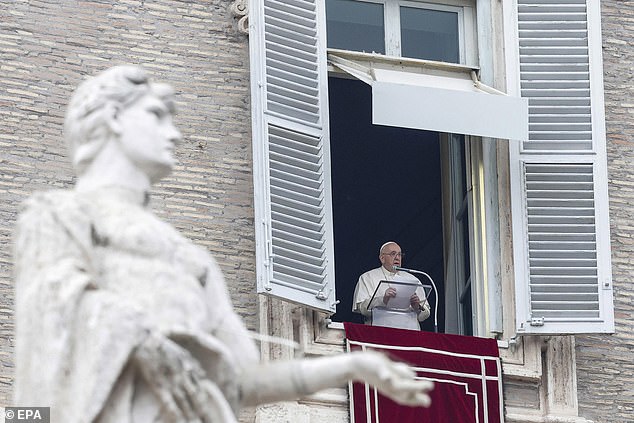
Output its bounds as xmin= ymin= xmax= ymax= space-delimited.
xmin=132 ymin=332 xmax=239 ymax=423
xmin=239 ymin=350 xmax=433 ymax=407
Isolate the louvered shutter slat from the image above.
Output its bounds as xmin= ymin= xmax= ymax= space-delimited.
xmin=251 ymin=0 xmax=335 ymax=311
xmin=530 ymin=250 xmax=596 ymax=259
xmin=272 ymin=210 xmax=324 ymax=232
xmin=524 ymin=163 xmax=599 ymax=319
xmin=517 ymin=1 xmax=593 ymax=152
xmin=270 ymin=183 xmax=322 ymax=206
xmin=508 ymin=0 xmax=613 ymax=333
xmin=271 ymin=179 xmax=321 ymax=202
xmin=272 ymin=218 xmax=324 ymax=241
xmin=531 ymin=115 xmax=591 ymax=123
xmin=263 ymin=0 xmax=323 ymax=127
xmin=273 ymin=244 xmax=325 ymax=266
xmin=273 ymin=237 xmax=326 ymax=260
xmin=270 ymin=193 xmax=322 ymax=215
xmin=272 ymin=227 xmax=325 ymax=254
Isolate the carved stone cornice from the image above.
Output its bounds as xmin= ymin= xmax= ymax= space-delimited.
xmin=230 ymin=0 xmax=249 ymax=35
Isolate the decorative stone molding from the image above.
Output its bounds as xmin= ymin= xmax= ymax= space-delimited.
xmin=230 ymin=0 xmax=249 ymax=35
xmin=256 ymin=300 xmax=349 ymax=423
xmin=501 ymin=335 xmax=594 ymax=423
xmin=255 ymin=402 xmax=311 ymax=423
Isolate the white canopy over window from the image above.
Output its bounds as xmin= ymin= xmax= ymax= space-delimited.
xmin=328 ymin=50 xmax=529 ymax=140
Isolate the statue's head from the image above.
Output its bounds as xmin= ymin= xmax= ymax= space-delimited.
xmin=64 ymin=65 xmax=180 ymax=181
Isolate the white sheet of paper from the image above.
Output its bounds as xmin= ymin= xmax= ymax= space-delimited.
xmin=386 ymin=281 xmax=419 ymax=310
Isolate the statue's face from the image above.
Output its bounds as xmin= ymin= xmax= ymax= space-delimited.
xmin=116 ymin=93 xmax=182 ymax=182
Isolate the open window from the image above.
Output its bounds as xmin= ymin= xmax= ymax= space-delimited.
xmin=323 ymin=46 xmax=525 ymax=335
xmin=324 ymin=0 xmax=525 ymax=335
xmin=248 ymin=0 xmax=614 ymax=336
xmin=326 ymin=76 xmax=446 ymax=331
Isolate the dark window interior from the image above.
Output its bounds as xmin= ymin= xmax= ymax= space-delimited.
xmin=328 ymin=76 xmax=445 ymax=332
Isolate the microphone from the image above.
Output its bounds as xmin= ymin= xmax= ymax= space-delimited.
xmin=393 ymin=265 xmax=439 ymax=333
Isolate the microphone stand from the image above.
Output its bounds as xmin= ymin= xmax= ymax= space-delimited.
xmin=394 ymin=266 xmax=439 ymax=333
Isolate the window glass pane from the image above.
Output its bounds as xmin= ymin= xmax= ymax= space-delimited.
xmin=326 ymin=0 xmax=385 ymax=54
xmin=400 ymin=6 xmax=459 ymax=63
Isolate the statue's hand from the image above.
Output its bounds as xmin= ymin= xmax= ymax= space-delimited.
xmin=353 ymin=350 xmax=433 ymax=407
xmin=133 ymin=332 xmax=219 ymax=422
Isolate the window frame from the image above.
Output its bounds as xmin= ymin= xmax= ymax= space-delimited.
xmin=249 ymin=0 xmax=614 ymax=337
xmin=327 ymin=0 xmax=477 ymax=65
xmin=441 ymin=133 xmax=477 ymax=335
xmin=325 ymin=0 xmax=494 ymax=337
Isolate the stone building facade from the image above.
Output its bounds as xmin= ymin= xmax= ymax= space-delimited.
xmin=0 ymin=0 xmax=260 ymax=413
xmin=577 ymin=2 xmax=634 ymax=419
xmin=0 ymin=1 xmax=632 ymax=422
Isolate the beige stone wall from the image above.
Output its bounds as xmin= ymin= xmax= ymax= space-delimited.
xmin=0 ymin=0 xmax=257 ymax=409
xmin=2 ymin=0 xmax=634 ymax=421
xmin=574 ymin=2 xmax=634 ymax=422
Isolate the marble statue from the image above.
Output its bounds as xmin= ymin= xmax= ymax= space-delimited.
xmin=13 ymin=65 xmax=433 ymax=422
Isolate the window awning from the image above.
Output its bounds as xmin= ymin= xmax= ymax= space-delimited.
xmin=328 ymin=50 xmax=529 ymax=141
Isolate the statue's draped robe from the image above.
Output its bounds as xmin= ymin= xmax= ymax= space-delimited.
xmin=13 ymin=188 xmax=259 ymax=422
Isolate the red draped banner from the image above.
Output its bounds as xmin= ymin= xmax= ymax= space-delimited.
xmin=344 ymin=323 xmax=503 ymax=423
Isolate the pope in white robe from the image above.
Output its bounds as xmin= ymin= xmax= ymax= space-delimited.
xmin=352 ymin=242 xmax=431 ymax=330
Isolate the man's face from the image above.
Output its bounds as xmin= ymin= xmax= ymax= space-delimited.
xmin=116 ymin=93 xmax=182 ymax=183
xmin=380 ymin=243 xmax=403 ymax=272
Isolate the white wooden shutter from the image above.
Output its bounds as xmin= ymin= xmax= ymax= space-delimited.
xmin=506 ymin=0 xmax=614 ymax=334
xmin=249 ymin=0 xmax=336 ymax=312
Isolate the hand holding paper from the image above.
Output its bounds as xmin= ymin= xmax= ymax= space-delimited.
xmin=385 ymin=282 xmax=419 ymax=310
xmin=383 ymin=287 xmax=397 ymax=305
